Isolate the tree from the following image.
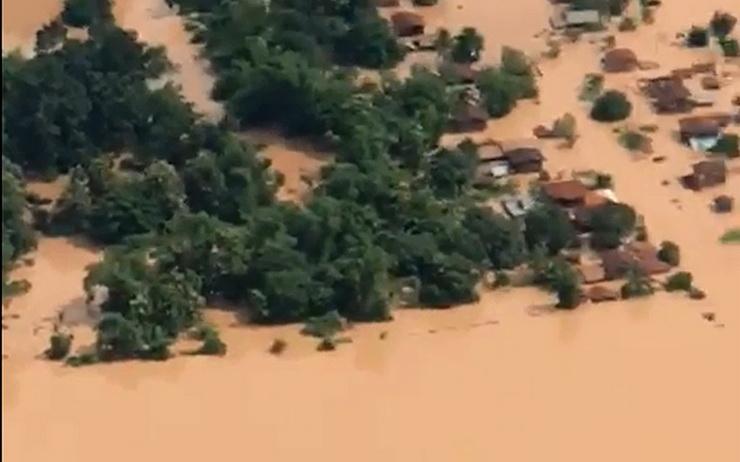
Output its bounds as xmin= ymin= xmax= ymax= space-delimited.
xmin=2 ymin=158 xmax=36 ymax=299
xmin=657 ymin=241 xmax=680 ymax=266
xmin=451 ymin=27 xmax=484 ymax=63
xmin=62 ymin=0 xmax=114 ymax=28
xmin=620 ymin=267 xmax=653 ymax=298
xmin=686 ymin=26 xmax=709 ymax=47
xmin=588 ymin=203 xmax=637 ymax=249
xmin=591 ymin=90 xmax=632 ymax=122
xmin=665 ymin=271 xmax=693 ymax=292
xmin=524 ymin=202 xmax=576 ymax=255
xmin=710 ymin=11 xmax=737 ymax=38
xmin=476 ymin=68 xmax=517 ymax=118
xmin=462 ymin=206 xmax=526 ymax=269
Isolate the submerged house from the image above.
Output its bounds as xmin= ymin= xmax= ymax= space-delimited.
xmin=501 ymin=195 xmax=536 ymax=218
xmin=391 ymin=12 xmax=425 ymax=37
xmin=448 ymin=103 xmax=489 ymax=133
xmin=541 ymin=179 xmax=591 ymax=208
xmin=640 ymin=76 xmax=692 ymax=114
xmin=681 ymin=160 xmax=727 ymax=191
xmin=501 ymin=148 xmax=544 ymax=173
xmin=601 ymin=48 xmax=638 ymax=73
xmin=599 ymin=244 xmax=670 ymax=281
xmin=678 ymin=116 xmax=722 ymax=146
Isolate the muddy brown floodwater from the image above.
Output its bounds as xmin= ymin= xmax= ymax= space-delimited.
xmin=3 ymin=0 xmax=740 ymax=461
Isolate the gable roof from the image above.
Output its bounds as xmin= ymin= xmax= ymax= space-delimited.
xmin=541 ymin=180 xmax=590 ymax=203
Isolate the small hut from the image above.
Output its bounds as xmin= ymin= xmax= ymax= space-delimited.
xmin=448 ymin=103 xmax=489 ymax=133
xmin=501 ymin=148 xmax=545 ymax=173
xmin=641 ymin=76 xmax=692 ymax=114
xmin=713 ymin=195 xmax=734 ymax=213
xmin=541 ymin=180 xmax=590 ymax=207
xmin=601 ymin=48 xmax=638 ymax=73
xmin=681 ymin=160 xmax=727 ymax=190
xmin=391 ymin=12 xmax=425 ymax=37
xmin=678 ymin=116 xmax=722 ymax=144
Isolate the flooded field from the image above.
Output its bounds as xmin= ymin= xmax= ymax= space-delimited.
xmin=3 ymin=0 xmax=740 ymax=461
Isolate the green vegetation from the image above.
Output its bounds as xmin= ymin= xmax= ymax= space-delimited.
xmin=46 ymin=331 xmax=73 ymax=360
xmin=618 ymin=128 xmax=651 ymax=152
xmin=193 ymin=325 xmax=227 ymax=356
xmin=476 ymin=47 xmax=538 ymax=118
xmin=451 ymin=27 xmax=484 ymax=63
xmin=665 ymin=271 xmax=693 ymax=292
xmin=620 ymin=268 xmax=654 ymax=299
xmin=579 ymin=73 xmax=604 ymax=102
xmin=533 ymin=257 xmax=582 ymax=309
xmin=591 ymin=91 xmax=632 ymax=122
xmin=709 ymin=134 xmax=739 ymax=157
xmin=720 ymin=38 xmax=740 ymax=57
xmin=413 ymin=0 xmax=439 ymax=5
xmin=686 ymin=26 xmax=709 ymax=47
xmin=709 ymin=11 xmax=737 ymax=38
xmin=720 ymin=228 xmax=740 ymax=244
xmin=1 ymin=0 xmax=581 ymax=361
xmin=587 ymin=203 xmax=637 ymax=250
xmin=657 ymin=241 xmax=680 ymax=266
xmin=2 ymin=159 xmax=36 ymax=300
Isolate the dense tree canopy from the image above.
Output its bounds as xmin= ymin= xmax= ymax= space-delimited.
xmin=1 ymin=0 xmax=571 ymax=361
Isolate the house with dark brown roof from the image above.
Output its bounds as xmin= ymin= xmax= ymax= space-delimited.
xmin=599 ymin=245 xmax=670 ymax=280
xmin=541 ymin=180 xmax=590 ymax=207
xmin=640 ymin=76 xmax=692 ymax=114
xmin=374 ymin=0 xmax=400 ymax=7
xmin=678 ymin=116 xmax=722 ymax=143
xmin=391 ymin=12 xmax=425 ymax=37
xmin=448 ymin=103 xmax=488 ymax=133
xmin=501 ymin=148 xmax=545 ymax=173
xmin=601 ymin=48 xmax=638 ymax=73
xmin=681 ymin=160 xmax=727 ymax=190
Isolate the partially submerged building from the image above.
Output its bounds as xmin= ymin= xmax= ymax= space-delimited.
xmin=551 ymin=9 xmax=604 ymax=29
xmin=678 ymin=115 xmax=724 ymax=145
xmin=601 ymin=48 xmax=638 ymax=73
xmin=501 ymin=195 xmax=536 ymax=218
xmin=681 ymin=160 xmax=727 ymax=191
xmin=541 ymin=179 xmax=591 ymax=208
xmin=448 ymin=103 xmax=489 ymax=133
xmin=640 ymin=76 xmax=693 ymax=114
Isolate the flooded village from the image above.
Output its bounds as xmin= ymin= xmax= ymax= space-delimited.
xmin=2 ymin=0 xmax=740 ymax=461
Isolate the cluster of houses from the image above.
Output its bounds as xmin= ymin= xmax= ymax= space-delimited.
xmin=473 ymin=139 xmax=546 ymax=187
xmin=543 ymin=177 xmax=673 ymax=303
xmin=499 ymin=174 xmax=674 ymax=303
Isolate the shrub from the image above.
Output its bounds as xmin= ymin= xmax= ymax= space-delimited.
xmin=720 ymin=228 xmax=740 ymax=244
xmin=657 ymin=241 xmax=680 ymax=266
xmin=493 ymin=270 xmax=511 ymax=288
xmin=196 ymin=327 xmax=227 ymax=356
xmin=591 ymin=91 xmax=632 ymax=122
xmin=301 ymin=311 xmax=346 ymax=338
xmin=269 ymin=338 xmax=287 ymax=355
xmin=621 ymin=268 xmax=654 ymax=298
xmin=710 ymin=11 xmax=737 ymax=38
xmin=317 ymin=337 xmax=337 ymax=351
xmin=665 ymin=271 xmax=693 ymax=292
xmin=579 ymin=73 xmax=604 ymax=101
xmin=66 ymin=352 xmax=99 ymax=367
xmin=552 ymin=113 xmax=577 ymax=146
xmin=618 ymin=129 xmax=651 ymax=152
xmin=46 ymin=331 xmax=72 ymax=360
xmin=709 ymin=134 xmax=739 ymax=157
xmin=686 ymin=26 xmax=709 ymax=47
xmin=719 ymin=38 xmax=739 ymax=58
